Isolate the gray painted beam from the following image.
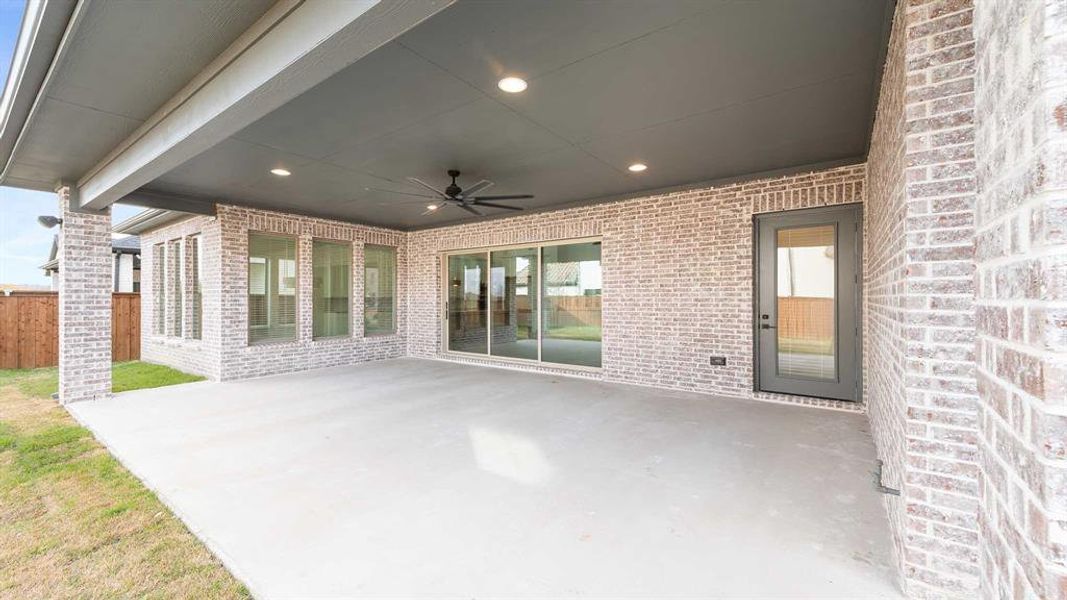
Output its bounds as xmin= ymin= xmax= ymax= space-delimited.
xmin=118 ymin=189 xmax=217 ymax=216
xmin=76 ymin=0 xmax=454 ymax=210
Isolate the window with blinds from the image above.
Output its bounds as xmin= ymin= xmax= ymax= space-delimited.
xmin=167 ymin=239 xmax=183 ymax=337
xmin=190 ymin=235 xmax=202 ymax=339
xmin=364 ymin=245 xmax=396 ymax=335
xmin=153 ymin=243 xmax=165 ymax=335
xmin=312 ymin=240 xmax=350 ymax=338
xmin=248 ymin=233 xmax=297 ymax=344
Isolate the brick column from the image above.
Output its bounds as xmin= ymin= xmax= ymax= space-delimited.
xmin=298 ymin=233 xmax=313 ymax=342
xmin=57 ymin=185 xmax=112 ymax=403
xmin=898 ymin=1 xmax=982 ymax=596
xmin=974 ymin=0 xmax=1067 ymax=596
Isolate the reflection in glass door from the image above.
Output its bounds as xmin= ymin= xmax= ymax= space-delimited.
xmin=444 ymin=240 xmax=602 ymax=369
xmin=542 ymin=242 xmax=602 ymax=367
xmin=756 ymin=205 xmax=861 ymax=401
xmin=447 ymin=254 xmax=488 ymax=354
xmin=776 ymin=225 xmax=837 ymax=380
xmin=490 ymin=248 xmax=538 ymax=360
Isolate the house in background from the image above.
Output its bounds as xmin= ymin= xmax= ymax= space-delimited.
xmin=0 ymin=0 xmax=1063 ymax=597
xmin=40 ymin=234 xmax=140 ymax=293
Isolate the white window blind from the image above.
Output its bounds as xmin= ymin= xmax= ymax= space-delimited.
xmin=248 ymin=233 xmax=297 ymax=344
xmin=312 ymin=240 xmax=351 ymax=338
xmin=364 ymin=245 xmax=396 ymax=335
xmin=153 ymin=243 xmax=165 ymax=335
xmin=190 ymin=235 xmax=202 ymax=339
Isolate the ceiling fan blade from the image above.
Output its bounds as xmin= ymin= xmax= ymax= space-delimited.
xmin=407 ymin=177 xmax=448 ymax=198
xmin=473 ymin=194 xmax=534 ymax=201
xmin=458 ymin=179 xmax=493 ymax=199
xmin=471 ymin=200 xmax=524 ymax=211
xmin=365 ymin=186 xmax=439 ymax=199
xmin=458 ymin=203 xmax=484 ymax=217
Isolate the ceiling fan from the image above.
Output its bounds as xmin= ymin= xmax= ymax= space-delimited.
xmin=367 ymin=170 xmax=533 ymax=216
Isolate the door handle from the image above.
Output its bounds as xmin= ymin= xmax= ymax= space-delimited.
xmin=760 ymin=324 xmax=777 ymax=329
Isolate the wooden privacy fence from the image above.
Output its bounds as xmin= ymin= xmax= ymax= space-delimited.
xmin=777 ymin=296 xmax=834 ymax=341
xmin=540 ymin=295 xmax=602 ymax=329
xmin=0 ymin=292 xmax=140 ymax=369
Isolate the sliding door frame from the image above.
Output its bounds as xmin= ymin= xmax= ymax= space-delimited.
xmin=439 ymin=236 xmax=602 ymax=372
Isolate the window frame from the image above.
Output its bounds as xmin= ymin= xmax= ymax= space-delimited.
xmin=311 ymin=238 xmax=353 ymax=340
xmin=153 ymin=242 xmax=165 ymax=335
xmin=363 ymin=244 xmax=398 ymax=337
xmin=189 ymin=234 xmax=203 ymax=340
xmin=247 ymin=231 xmax=299 ymax=346
xmin=439 ymin=236 xmax=602 ymax=372
xmin=165 ymin=238 xmax=183 ymax=338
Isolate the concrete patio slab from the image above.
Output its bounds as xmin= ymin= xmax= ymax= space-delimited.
xmin=69 ymin=358 xmax=900 ymax=598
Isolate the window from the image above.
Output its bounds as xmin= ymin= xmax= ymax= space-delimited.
xmin=153 ymin=243 xmax=165 ymax=334
xmin=167 ymin=239 xmax=183 ymax=337
xmin=364 ymin=245 xmax=396 ymax=335
xmin=248 ymin=233 xmax=297 ymax=344
xmin=312 ymin=240 xmax=350 ymax=338
xmin=190 ymin=235 xmax=202 ymax=339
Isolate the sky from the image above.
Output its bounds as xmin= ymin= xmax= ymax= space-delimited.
xmin=0 ymin=0 xmax=140 ymax=286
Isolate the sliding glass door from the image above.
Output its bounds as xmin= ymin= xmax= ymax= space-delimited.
xmin=447 ymin=253 xmax=488 ymax=354
xmin=542 ymin=242 xmax=602 ymax=367
xmin=490 ymin=248 xmax=538 ymax=360
xmin=444 ymin=239 xmax=602 ymax=368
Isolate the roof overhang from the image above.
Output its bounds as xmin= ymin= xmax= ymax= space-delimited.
xmin=2 ymin=0 xmax=894 ymax=231
xmin=0 ymin=0 xmax=77 ymax=190
xmin=112 ymin=208 xmax=197 ymax=236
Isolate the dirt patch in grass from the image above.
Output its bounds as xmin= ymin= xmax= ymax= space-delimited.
xmin=0 ymin=367 xmax=247 ymax=599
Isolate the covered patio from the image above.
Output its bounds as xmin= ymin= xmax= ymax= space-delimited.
xmin=70 ymin=358 xmax=897 ymax=598
xmin=2 ymin=0 xmax=1064 ymax=597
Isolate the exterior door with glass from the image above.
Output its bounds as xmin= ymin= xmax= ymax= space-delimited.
xmin=755 ymin=205 xmax=861 ymax=401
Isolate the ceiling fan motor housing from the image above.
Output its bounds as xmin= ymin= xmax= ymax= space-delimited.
xmin=446 ymin=169 xmax=463 ymax=198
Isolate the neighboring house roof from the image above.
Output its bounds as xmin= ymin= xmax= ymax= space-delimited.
xmin=40 ymin=234 xmax=140 ymax=273
xmin=517 ymin=262 xmax=580 ymax=286
xmin=0 ymin=283 xmax=51 ymax=293
xmin=112 ymin=209 xmax=190 ymax=235
xmin=111 ymin=235 xmax=141 ymax=252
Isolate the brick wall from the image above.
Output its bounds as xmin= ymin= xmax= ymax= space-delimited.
xmin=141 ymin=215 xmax=221 ymax=379
xmin=866 ymin=0 xmax=910 ymax=587
xmin=864 ymin=0 xmax=983 ymax=596
xmin=214 ymin=205 xmax=406 ymax=380
xmin=902 ymin=0 xmax=982 ymax=596
xmin=56 ymin=188 xmax=112 ymax=403
xmin=974 ymin=0 xmax=1067 ymax=597
xmin=407 ymin=164 xmax=866 ymax=411
xmin=142 ymin=207 xmax=409 ymax=380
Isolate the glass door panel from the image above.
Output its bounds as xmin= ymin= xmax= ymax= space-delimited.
xmin=775 ymin=225 xmax=836 ymax=380
xmin=447 ymin=253 xmax=488 ymax=354
xmin=490 ymin=248 xmax=538 ymax=360
xmin=541 ymin=242 xmax=602 ymax=367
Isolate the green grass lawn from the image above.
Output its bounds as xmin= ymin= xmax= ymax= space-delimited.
xmin=0 ymin=361 xmax=205 ymax=400
xmin=0 ymin=362 xmax=246 ymax=598
xmin=544 ymin=325 xmax=602 ymax=342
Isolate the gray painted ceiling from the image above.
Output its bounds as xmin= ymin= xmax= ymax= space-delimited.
xmin=146 ymin=0 xmax=890 ymax=230
xmin=5 ymin=0 xmax=275 ymax=191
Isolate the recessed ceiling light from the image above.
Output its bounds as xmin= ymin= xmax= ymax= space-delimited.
xmin=426 ymin=204 xmax=439 ymax=211
xmin=628 ymin=163 xmax=648 ymax=172
xmin=497 ymin=76 xmax=528 ymax=93
xmin=270 ymin=168 xmax=291 ymax=177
